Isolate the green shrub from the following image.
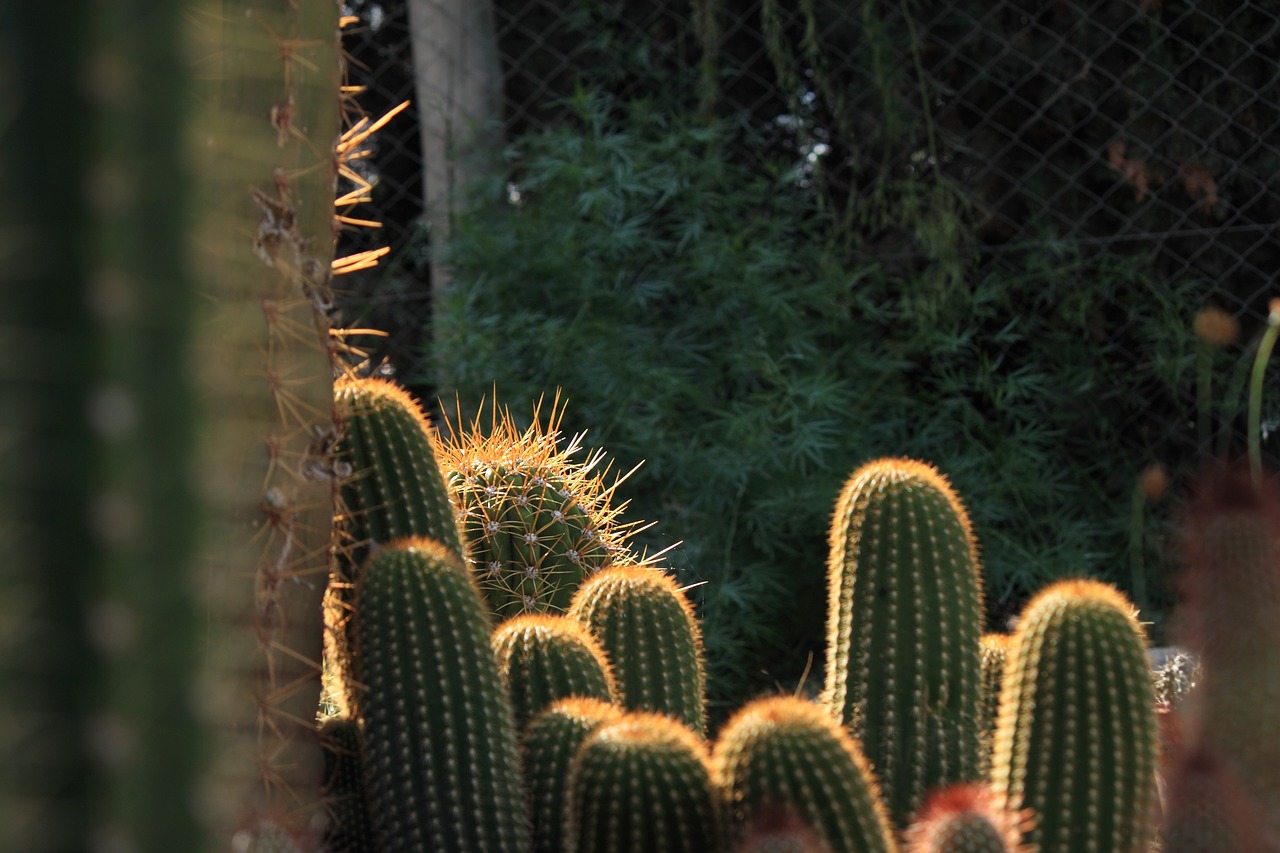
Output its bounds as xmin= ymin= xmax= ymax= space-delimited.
xmin=429 ymin=89 xmax=1219 ymax=713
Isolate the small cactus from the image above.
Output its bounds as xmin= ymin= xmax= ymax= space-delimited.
xmin=352 ymin=538 xmax=529 ymax=853
xmin=564 ymin=711 xmax=721 ymax=853
xmin=439 ymin=395 xmax=642 ymax=617
xmin=712 ymin=695 xmax=897 ymax=853
xmin=978 ymin=634 xmax=1011 ymax=779
xmin=990 ymin=579 xmax=1158 ymax=853
xmin=492 ymin=613 xmax=618 ymax=731
xmin=821 ymin=458 xmax=984 ymax=826
xmin=569 ymin=564 xmax=707 ymax=733
xmin=523 ymin=697 xmax=625 ymax=853
xmin=902 ymin=784 xmax=1028 ymax=853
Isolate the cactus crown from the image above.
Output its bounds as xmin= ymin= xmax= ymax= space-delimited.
xmin=902 ymin=784 xmax=1029 ymax=853
xmin=438 ymin=394 xmax=647 ymax=616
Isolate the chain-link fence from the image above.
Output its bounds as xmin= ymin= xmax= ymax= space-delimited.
xmin=337 ymin=0 xmax=1280 ymax=483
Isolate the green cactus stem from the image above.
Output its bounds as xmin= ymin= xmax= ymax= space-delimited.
xmin=565 ymin=711 xmax=721 ymax=853
xmin=712 ymin=695 xmax=898 ymax=853
xmin=901 ymin=785 xmax=1028 ymax=853
xmin=821 ymin=457 xmax=984 ymax=827
xmin=353 ymin=538 xmax=529 ymax=853
xmin=492 ymin=613 xmax=618 ymax=731
xmin=990 ymin=579 xmax=1158 ymax=853
xmin=569 ymin=564 xmax=707 ymax=734
xmin=978 ymin=634 xmax=1010 ymax=780
xmin=318 ymin=715 xmax=375 ymax=853
xmin=523 ymin=697 xmax=625 ymax=853
xmin=439 ymin=395 xmax=644 ymax=617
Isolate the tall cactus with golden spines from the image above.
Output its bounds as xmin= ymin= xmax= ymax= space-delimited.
xmin=492 ymin=613 xmax=618 ymax=731
xmin=569 ymin=564 xmax=707 ymax=734
xmin=352 ymin=538 xmax=530 ymax=853
xmin=821 ymin=457 xmax=984 ymax=827
xmin=523 ymin=697 xmax=626 ymax=853
xmin=712 ymin=695 xmax=898 ymax=853
xmin=564 ymin=711 xmax=721 ymax=853
xmin=990 ymin=579 xmax=1158 ymax=853
xmin=1176 ymin=461 xmax=1280 ymax=840
xmin=439 ymin=396 xmax=642 ymax=617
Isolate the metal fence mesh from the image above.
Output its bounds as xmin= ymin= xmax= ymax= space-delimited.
xmin=337 ymin=0 xmax=1280 ymax=471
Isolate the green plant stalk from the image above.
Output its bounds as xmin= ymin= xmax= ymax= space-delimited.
xmin=354 ymin=539 xmax=529 ymax=853
xmin=189 ymin=0 xmax=341 ymax=842
xmin=565 ymin=712 xmax=721 ymax=853
xmin=822 ymin=458 xmax=984 ymax=828
xmin=712 ymin=696 xmax=897 ymax=853
xmin=990 ymin=580 xmax=1158 ymax=853
xmin=569 ymin=564 xmax=707 ymax=734
xmin=1248 ymin=311 xmax=1280 ymax=484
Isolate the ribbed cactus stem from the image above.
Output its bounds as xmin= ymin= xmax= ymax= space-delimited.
xmin=712 ymin=696 xmax=898 ymax=853
xmin=334 ymin=377 xmax=462 ymax=560
xmin=565 ymin=711 xmax=721 ymax=853
xmin=902 ymin=785 xmax=1028 ymax=853
xmin=523 ymin=697 xmax=625 ymax=853
xmin=318 ymin=715 xmax=374 ymax=853
xmin=492 ymin=613 xmax=618 ymax=731
xmin=990 ymin=579 xmax=1158 ymax=853
xmin=978 ymin=634 xmax=1011 ymax=780
xmin=821 ymin=458 xmax=984 ymax=827
xmin=353 ymin=538 xmax=529 ymax=853
xmin=569 ymin=564 xmax=707 ymax=733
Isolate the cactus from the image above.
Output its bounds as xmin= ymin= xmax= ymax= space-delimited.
xmin=493 ymin=613 xmax=619 ymax=731
xmin=523 ymin=697 xmax=626 ymax=853
xmin=439 ymin=395 xmax=642 ymax=617
xmin=1177 ymin=461 xmax=1280 ymax=838
xmin=712 ymin=696 xmax=898 ymax=853
xmin=990 ymin=579 xmax=1158 ymax=853
xmin=352 ymin=538 xmax=529 ymax=853
xmin=902 ymin=785 xmax=1028 ymax=853
xmin=821 ymin=457 xmax=984 ymax=826
xmin=318 ymin=715 xmax=375 ymax=853
xmin=334 ymin=375 xmax=463 ymax=561
xmin=977 ymin=634 xmax=1010 ymax=779
xmin=1160 ymin=744 xmax=1268 ymax=853
xmin=730 ymin=804 xmax=834 ymax=853
xmin=565 ymin=711 xmax=721 ymax=853
xmin=569 ymin=564 xmax=707 ymax=733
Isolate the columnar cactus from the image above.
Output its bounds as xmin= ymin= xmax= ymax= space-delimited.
xmin=712 ymin=696 xmax=898 ymax=853
xmin=352 ymin=538 xmax=529 ymax=853
xmin=492 ymin=613 xmax=618 ymax=731
xmin=523 ymin=697 xmax=625 ymax=853
xmin=821 ymin=458 xmax=984 ymax=826
xmin=569 ymin=564 xmax=707 ymax=733
xmin=439 ymin=397 xmax=641 ymax=617
xmin=990 ymin=579 xmax=1158 ymax=853
xmin=564 ymin=711 xmax=721 ymax=853
xmin=902 ymin=785 xmax=1028 ymax=853
xmin=978 ymin=634 xmax=1011 ymax=779
xmin=334 ymin=376 xmax=463 ymax=561
xmin=1177 ymin=462 xmax=1280 ymax=838
xmin=318 ymin=715 xmax=374 ymax=853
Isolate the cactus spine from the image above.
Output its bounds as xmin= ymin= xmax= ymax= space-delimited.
xmin=523 ymin=697 xmax=625 ymax=853
xmin=990 ymin=579 xmax=1158 ymax=853
xmin=565 ymin=711 xmax=721 ymax=853
xmin=570 ymin=564 xmax=707 ymax=733
xmin=712 ymin=696 xmax=898 ymax=853
xmin=439 ymin=396 xmax=640 ymax=617
xmin=493 ymin=613 xmax=619 ymax=731
xmin=821 ymin=458 xmax=984 ymax=826
xmin=353 ymin=538 xmax=529 ymax=852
